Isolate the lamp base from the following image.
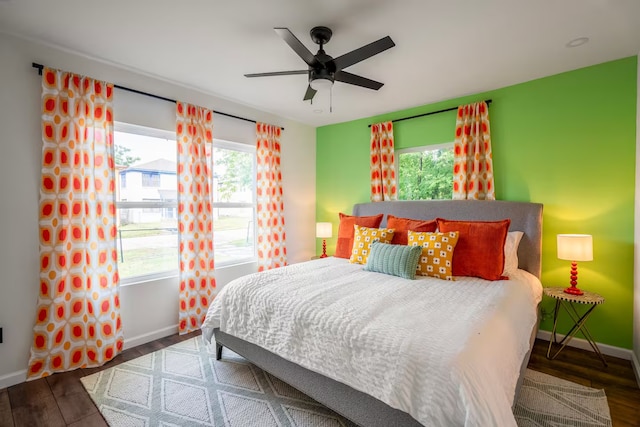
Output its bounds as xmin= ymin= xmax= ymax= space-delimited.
xmin=564 ymin=261 xmax=584 ymax=295
xmin=320 ymin=239 xmax=328 ymax=258
xmin=564 ymin=285 xmax=584 ymax=296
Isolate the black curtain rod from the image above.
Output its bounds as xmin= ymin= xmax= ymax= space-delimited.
xmin=367 ymin=99 xmax=492 ymax=128
xmin=32 ymin=62 xmax=284 ymax=130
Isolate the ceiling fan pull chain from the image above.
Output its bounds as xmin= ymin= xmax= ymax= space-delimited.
xmin=330 ymin=85 xmax=333 ymax=113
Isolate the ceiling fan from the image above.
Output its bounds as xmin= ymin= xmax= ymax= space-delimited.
xmin=245 ymin=26 xmax=395 ymax=103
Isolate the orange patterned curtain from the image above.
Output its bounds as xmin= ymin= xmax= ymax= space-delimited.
xmin=256 ymin=123 xmax=287 ymax=271
xmin=28 ymin=68 xmax=123 ymax=380
xmin=370 ymin=121 xmax=397 ymax=201
xmin=176 ymin=102 xmax=216 ymax=334
xmin=452 ymin=101 xmax=495 ymax=200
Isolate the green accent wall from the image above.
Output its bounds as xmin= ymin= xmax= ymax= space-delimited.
xmin=316 ymin=57 xmax=637 ymax=349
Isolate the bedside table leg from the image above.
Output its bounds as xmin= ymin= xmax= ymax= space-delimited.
xmin=546 ymin=301 xmax=607 ymax=367
xmin=563 ymin=302 xmax=608 ymax=367
xmin=546 ymin=300 xmax=561 ymax=359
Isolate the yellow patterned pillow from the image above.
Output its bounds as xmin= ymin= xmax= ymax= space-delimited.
xmin=349 ymin=225 xmax=394 ymax=265
xmin=408 ymin=231 xmax=459 ymax=280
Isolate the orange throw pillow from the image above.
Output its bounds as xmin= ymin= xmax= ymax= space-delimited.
xmin=436 ymin=218 xmax=511 ymax=281
xmin=387 ymin=215 xmax=437 ymax=245
xmin=335 ymin=213 xmax=384 ymax=258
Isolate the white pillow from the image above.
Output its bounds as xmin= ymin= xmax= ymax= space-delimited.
xmin=503 ymin=231 xmax=524 ymax=277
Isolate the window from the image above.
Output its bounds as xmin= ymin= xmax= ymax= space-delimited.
xmin=114 ymin=123 xmax=257 ymax=284
xmin=142 ymin=172 xmax=160 ymax=187
xmin=210 ymin=140 xmax=257 ymax=266
xmin=115 ymin=123 xmax=178 ymax=283
xmin=396 ymin=143 xmax=454 ymax=200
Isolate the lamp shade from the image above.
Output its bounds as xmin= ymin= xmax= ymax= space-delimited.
xmin=316 ymin=222 xmax=332 ymax=238
xmin=557 ymin=234 xmax=593 ymax=261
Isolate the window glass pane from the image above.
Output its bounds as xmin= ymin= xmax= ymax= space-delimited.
xmin=212 ymin=147 xmax=254 ymax=204
xmin=214 ymin=207 xmax=255 ymax=264
xmin=142 ymin=172 xmax=161 ymax=187
xmin=115 ymin=130 xmax=178 ymax=280
xmin=116 ymin=208 xmax=178 ymax=279
xmin=398 ymin=147 xmax=454 ymax=200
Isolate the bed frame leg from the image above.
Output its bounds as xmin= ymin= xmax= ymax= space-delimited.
xmin=216 ymin=343 xmax=223 ymax=360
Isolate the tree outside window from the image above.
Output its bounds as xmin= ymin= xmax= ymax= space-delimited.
xmin=397 ymin=144 xmax=454 ymax=200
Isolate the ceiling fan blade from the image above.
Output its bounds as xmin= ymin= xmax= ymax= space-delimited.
xmin=274 ymin=28 xmax=319 ymax=67
xmin=334 ymin=70 xmax=384 ymax=90
xmin=303 ymin=85 xmax=317 ymax=101
xmin=333 ymin=36 xmax=395 ymax=70
xmin=245 ymin=70 xmax=308 ymax=78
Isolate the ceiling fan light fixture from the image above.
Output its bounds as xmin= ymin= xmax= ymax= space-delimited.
xmin=310 ymin=77 xmax=334 ymax=91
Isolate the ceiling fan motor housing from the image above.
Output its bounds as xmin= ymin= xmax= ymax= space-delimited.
xmin=310 ymin=63 xmax=335 ymax=84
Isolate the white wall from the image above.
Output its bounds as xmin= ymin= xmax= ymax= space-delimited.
xmin=634 ymin=53 xmax=640 ymax=385
xmin=0 ymin=33 xmax=316 ymax=388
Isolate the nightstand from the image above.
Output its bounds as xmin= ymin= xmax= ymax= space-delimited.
xmin=544 ymin=287 xmax=607 ymax=366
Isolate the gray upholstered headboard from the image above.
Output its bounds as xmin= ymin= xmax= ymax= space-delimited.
xmin=352 ymin=200 xmax=543 ymax=279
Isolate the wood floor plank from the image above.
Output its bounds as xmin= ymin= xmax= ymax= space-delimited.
xmin=46 ymin=370 xmax=85 ymax=397
xmin=527 ymin=362 xmax=593 ymax=387
xmin=55 ymin=391 xmax=98 ymax=425
xmin=0 ymin=389 xmax=14 ymax=427
xmin=133 ymin=340 xmax=164 ymax=356
xmin=67 ymin=412 xmax=108 ymax=427
xmin=7 ymin=379 xmax=65 ymax=427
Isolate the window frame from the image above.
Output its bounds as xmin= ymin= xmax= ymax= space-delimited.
xmin=395 ymin=142 xmax=455 ymax=201
xmin=114 ymin=123 xmax=259 ymax=285
xmin=115 ymin=122 xmax=179 ymax=285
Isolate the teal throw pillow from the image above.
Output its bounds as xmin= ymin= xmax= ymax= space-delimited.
xmin=364 ymin=242 xmax=422 ymax=280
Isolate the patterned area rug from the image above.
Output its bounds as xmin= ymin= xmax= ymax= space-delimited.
xmin=81 ymin=337 xmax=612 ymax=427
xmin=514 ymin=369 xmax=612 ymax=427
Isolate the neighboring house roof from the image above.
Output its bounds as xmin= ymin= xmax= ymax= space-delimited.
xmin=122 ymin=158 xmax=176 ymax=174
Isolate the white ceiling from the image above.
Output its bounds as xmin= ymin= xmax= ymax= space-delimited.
xmin=1 ymin=0 xmax=639 ymax=127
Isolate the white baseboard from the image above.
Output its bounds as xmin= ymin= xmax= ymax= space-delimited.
xmin=0 ymin=369 xmax=27 ymax=391
xmin=123 ymin=324 xmax=178 ymax=350
xmin=632 ymin=350 xmax=640 ymax=388
xmin=0 ymin=325 xmax=180 ymax=391
xmin=536 ymin=330 xmax=632 ymax=360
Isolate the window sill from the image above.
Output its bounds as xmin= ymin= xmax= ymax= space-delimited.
xmin=120 ymin=271 xmax=179 ymax=287
xmin=119 ymin=259 xmax=258 ymax=287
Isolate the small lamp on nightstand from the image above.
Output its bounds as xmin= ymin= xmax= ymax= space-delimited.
xmin=316 ymin=222 xmax=332 ymax=258
xmin=557 ymin=234 xmax=593 ymax=295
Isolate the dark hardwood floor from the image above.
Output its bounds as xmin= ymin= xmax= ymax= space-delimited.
xmin=1 ymin=334 xmax=638 ymax=426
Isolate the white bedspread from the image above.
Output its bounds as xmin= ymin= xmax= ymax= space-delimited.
xmin=202 ymin=257 xmax=542 ymax=427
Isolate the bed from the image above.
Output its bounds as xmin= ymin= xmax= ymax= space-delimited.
xmin=202 ymin=200 xmax=543 ymax=426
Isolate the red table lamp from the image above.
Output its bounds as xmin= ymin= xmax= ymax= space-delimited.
xmin=316 ymin=222 xmax=332 ymax=258
xmin=557 ymin=234 xmax=593 ymax=295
